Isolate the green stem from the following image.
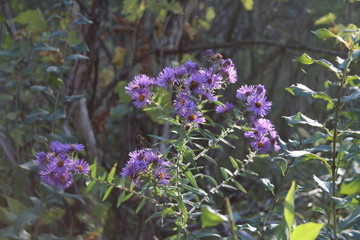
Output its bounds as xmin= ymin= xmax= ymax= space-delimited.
xmin=51 ymin=88 xmax=61 ymax=134
xmin=330 ymin=70 xmax=347 ymax=240
xmin=225 ymin=197 xmax=238 ymax=240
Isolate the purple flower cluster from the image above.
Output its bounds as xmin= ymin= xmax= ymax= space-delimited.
xmin=125 ymin=50 xmax=238 ymax=127
xmin=125 ymin=74 xmax=156 ymax=108
xmin=236 ymin=85 xmax=280 ymax=153
xmin=121 ymin=148 xmax=171 ymax=186
xmin=34 ymin=141 xmax=89 ymax=189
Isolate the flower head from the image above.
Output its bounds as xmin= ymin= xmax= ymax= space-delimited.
xmin=184 ymin=60 xmax=199 ymax=75
xmin=236 ymin=85 xmax=256 ymax=101
xmin=220 ymin=59 xmax=237 ymax=83
xmin=156 ymin=67 xmax=177 ymax=87
xmin=216 ymin=102 xmax=234 ymax=113
xmin=131 ymin=88 xmax=152 ymax=108
xmin=247 ymin=95 xmax=272 ymax=117
xmin=125 ymin=74 xmax=154 ymax=95
xmin=73 ymin=159 xmax=90 ymax=174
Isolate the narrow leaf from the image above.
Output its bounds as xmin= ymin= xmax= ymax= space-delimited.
xmin=102 ymin=186 xmax=114 ymax=201
xmin=107 ymin=163 xmax=118 ymax=183
xmin=135 ymin=199 xmax=146 ymax=214
xmin=284 ymin=181 xmax=296 ymax=230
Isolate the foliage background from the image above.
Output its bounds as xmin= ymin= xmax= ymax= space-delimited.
xmin=0 ymin=0 xmax=359 ymax=239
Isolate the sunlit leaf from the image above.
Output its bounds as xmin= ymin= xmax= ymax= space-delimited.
xmin=240 ymin=0 xmax=254 ymax=10
xmin=314 ymin=13 xmax=336 ymax=25
xmin=313 ymin=175 xmax=333 ymax=194
xmin=201 ymin=205 xmax=228 ymax=228
xmin=260 ymin=178 xmax=274 ymax=195
xmin=284 ymin=181 xmax=296 ymax=230
xmin=291 ymin=222 xmax=324 ymax=240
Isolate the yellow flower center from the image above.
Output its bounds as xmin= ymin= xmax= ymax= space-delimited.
xmin=255 ymin=102 xmax=262 ymax=108
xmin=189 ymin=114 xmax=197 ymax=121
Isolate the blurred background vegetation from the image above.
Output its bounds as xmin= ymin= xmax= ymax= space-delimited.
xmin=0 ymin=0 xmax=359 ymax=239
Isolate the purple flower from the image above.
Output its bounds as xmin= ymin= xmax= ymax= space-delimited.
xmin=156 ymin=67 xmax=177 ymax=87
xmin=121 ymin=148 xmax=171 ymax=186
xmin=63 ymin=143 xmax=84 ymax=152
xmin=174 ymin=92 xmax=195 ymax=111
xmin=250 ymin=137 xmax=272 ymax=153
xmin=247 ymin=95 xmax=272 ymax=117
xmin=236 ymin=85 xmax=256 ymax=101
xmin=184 ymin=60 xmax=199 ymax=75
xmin=174 ymin=66 xmax=187 ymax=79
xmin=244 ymin=118 xmax=274 ymax=139
xmin=269 ymin=130 xmax=280 ymax=152
xmin=73 ymin=159 xmax=90 ymax=174
xmin=221 ymin=59 xmax=237 ymax=83
xmin=40 ymin=171 xmax=73 ymax=189
xmin=256 ymin=84 xmax=266 ymax=97
xmin=185 ymin=111 xmax=206 ymax=127
xmin=46 ymin=155 xmax=73 ymax=174
xmin=200 ymin=91 xmax=218 ymax=101
xmin=131 ymin=88 xmax=152 ymax=108
xmin=200 ymin=69 xmax=222 ymax=90
xmin=155 ymin=167 xmax=171 ymax=185
xmin=186 ymin=73 xmax=206 ymax=94
xmin=50 ymin=141 xmax=67 ymax=154
xmin=125 ymin=74 xmax=154 ymax=95
xmin=216 ymin=102 xmax=234 ymax=113
xmin=54 ymin=171 xmax=73 ymax=189
xmin=204 ymin=49 xmax=215 ymax=59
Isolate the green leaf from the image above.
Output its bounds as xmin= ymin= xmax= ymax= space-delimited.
xmin=122 ymin=0 xmax=146 ymax=21
xmin=116 ymin=191 xmax=126 ymax=208
xmin=294 ymin=53 xmax=315 ymax=64
xmin=340 ymin=175 xmax=360 ymax=195
xmin=14 ymin=212 xmax=38 ymax=234
xmin=178 ymin=198 xmax=188 ymax=223
xmin=283 ymin=112 xmax=325 ymax=129
xmin=33 ymin=42 xmax=59 ymax=52
xmin=30 ymin=86 xmax=54 ymax=96
xmin=135 ymin=198 xmax=146 ymax=214
xmin=294 ymin=53 xmax=341 ymax=75
xmin=286 ymin=83 xmax=333 ymax=105
xmin=122 ymin=193 xmax=134 ymax=203
xmin=231 ymin=179 xmax=247 ymax=193
xmin=311 ymin=28 xmax=347 ymax=45
xmin=14 ymin=9 xmax=47 ymax=35
xmin=201 ymin=205 xmax=228 ymax=228
xmin=291 ymin=222 xmax=324 ymax=240
xmin=284 ymin=181 xmax=296 ymax=230
xmin=313 ymin=175 xmax=333 ymax=194
xmin=85 ymin=180 xmax=96 ymax=194
xmin=107 ymin=163 xmax=118 ymax=183
xmin=70 ymin=42 xmax=89 ymax=52
xmin=314 ymin=13 xmax=336 ymax=25
xmin=229 ymin=156 xmax=239 ymax=169
xmin=343 ymin=89 xmax=360 ymax=103
xmin=240 ymin=0 xmax=254 ymax=10
xmin=339 ymin=206 xmax=360 ymax=229
xmin=272 ymin=220 xmax=289 ymax=240
xmin=181 ymin=166 xmax=198 ymax=188
xmin=272 ymin=157 xmax=287 ymax=176
xmin=287 ymin=151 xmax=331 ymax=168
xmin=65 ymin=54 xmax=89 ymax=61
xmin=90 ymin=160 xmax=97 ymax=178
xmin=102 ymin=186 xmax=114 ymax=201
xmin=260 ymin=178 xmax=274 ymax=195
